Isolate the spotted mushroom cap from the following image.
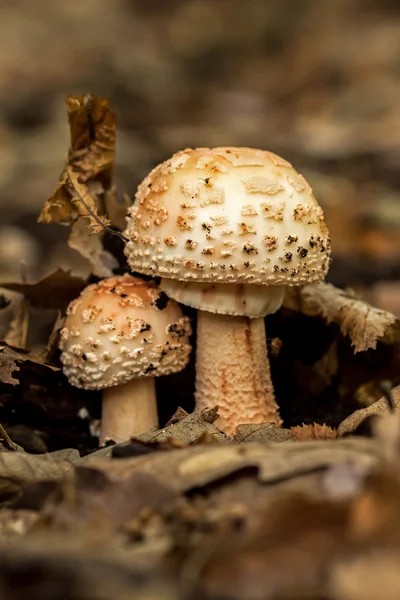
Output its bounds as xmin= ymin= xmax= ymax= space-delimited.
xmin=59 ymin=274 xmax=192 ymax=390
xmin=124 ymin=147 xmax=331 ymax=287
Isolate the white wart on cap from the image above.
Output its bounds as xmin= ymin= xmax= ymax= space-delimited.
xmin=124 ymin=147 xmax=331 ymax=288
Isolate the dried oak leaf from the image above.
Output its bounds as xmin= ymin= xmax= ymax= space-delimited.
xmin=0 ymin=345 xmax=20 ymax=385
xmin=0 ymin=343 xmax=59 ymax=386
xmin=90 ymin=409 xmax=227 ymax=459
xmin=291 ymin=423 xmax=338 ymax=441
xmin=38 ymin=95 xmax=119 ymax=277
xmin=284 ymin=282 xmax=397 ymax=352
xmin=38 ymin=95 xmax=115 ymax=228
xmin=0 ymin=269 xmax=86 ymax=310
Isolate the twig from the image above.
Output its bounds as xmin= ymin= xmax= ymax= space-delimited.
xmin=67 ymin=172 xmax=129 ymax=242
xmin=0 ymin=423 xmax=24 ymax=452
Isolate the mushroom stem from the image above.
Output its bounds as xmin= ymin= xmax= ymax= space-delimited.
xmin=100 ymin=378 xmax=158 ymax=444
xmin=195 ymin=311 xmax=282 ymax=435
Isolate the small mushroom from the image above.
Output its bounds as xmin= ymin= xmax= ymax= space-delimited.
xmin=124 ymin=147 xmax=331 ymax=434
xmin=59 ymin=274 xmax=192 ymax=444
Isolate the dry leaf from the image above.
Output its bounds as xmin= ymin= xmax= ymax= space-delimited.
xmin=0 ymin=345 xmax=20 ymax=385
xmin=291 ymin=423 xmax=338 ymax=441
xmin=0 ymin=449 xmax=79 ymax=500
xmin=39 ymin=311 xmax=65 ymax=364
xmin=338 ymin=385 xmax=400 ymax=437
xmin=68 ymin=219 xmax=118 ymax=278
xmin=83 ymin=438 xmax=380 ymax=493
xmin=90 ymin=409 xmax=227 ymax=460
xmin=0 ymin=269 xmax=86 ymax=310
xmin=38 ymin=95 xmax=115 ymax=229
xmin=233 ymin=423 xmax=294 ymax=443
xmin=0 ymin=343 xmax=59 ymax=386
xmin=284 ymin=282 xmax=397 ymax=352
xmin=4 ymin=297 xmax=29 ymax=349
xmin=38 ymin=95 xmax=122 ymax=275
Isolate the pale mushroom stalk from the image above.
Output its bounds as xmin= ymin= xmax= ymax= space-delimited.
xmin=160 ymin=278 xmax=285 ymax=434
xmin=101 ymin=377 xmax=158 ymax=444
xmin=195 ymin=312 xmax=281 ymax=434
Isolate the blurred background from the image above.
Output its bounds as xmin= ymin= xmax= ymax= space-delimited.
xmin=1 ymin=0 xmax=400 ymax=313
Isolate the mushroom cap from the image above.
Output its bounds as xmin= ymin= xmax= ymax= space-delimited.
xmin=124 ymin=147 xmax=331 ymax=287
xmin=59 ymin=274 xmax=192 ymax=390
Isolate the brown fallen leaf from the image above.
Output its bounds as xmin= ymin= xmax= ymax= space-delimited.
xmin=38 ymin=95 xmax=115 ymax=229
xmin=0 ymin=342 xmax=60 ymax=386
xmin=68 ymin=218 xmax=118 ymax=278
xmin=0 ymin=345 xmax=20 ymax=385
xmin=38 ymin=95 xmax=122 ymax=277
xmin=89 ymin=409 xmax=226 ymax=460
xmin=291 ymin=423 xmax=338 ymax=441
xmin=284 ymin=282 xmax=397 ymax=352
xmin=338 ymin=385 xmax=400 ymax=437
xmin=233 ymin=423 xmax=294 ymax=443
xmin=0 ymin=269 xmax=86 ymax=311
xmin=38 ymin=310 xmax=65 ymax=364
xmin=83 ymin=438 xmax=381 ymax=494
xmin=4 ymin=297 xmax=29 ymax=349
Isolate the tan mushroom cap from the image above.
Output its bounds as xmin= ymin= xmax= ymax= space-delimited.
xmin=59 ymin=274 xmax=192 ymax=390
xmin=124 ymin=147 xmax=331 ymax=287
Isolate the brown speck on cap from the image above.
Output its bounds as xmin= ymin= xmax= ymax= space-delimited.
xmin=176 ymin=216 xmax=193 ymax=231
xmin=297 ymin=247 xmax=308 ymax=258
xmin=242 ymin=243 xmax=258 ymax=255
xmin=260 ymin=201 xmax=285 ymax=221
xmin=263 ymin=235 xmax=278 ymax=251
xmin=238 ymin=222 xmax=257 ymax=235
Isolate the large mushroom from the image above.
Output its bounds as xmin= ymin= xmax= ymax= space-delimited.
xmin=59 ymin=274 xmax=192 ymax=444
xmin=124 ymin=147 xmax=331 ymax=434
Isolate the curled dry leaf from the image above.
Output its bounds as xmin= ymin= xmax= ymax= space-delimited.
xmin=291 ymin=423 xmax=338 ymax=441
xmin=38 ymin=95 xmax=115 ymax=228
xmin=0 ymin=343 xmax=59 ymax=386
xmin=38 ymin=95 xmax=120 ymax=277
xmin=0 ymin=268 xmax=86 ymax=310
xmin=83 ymin=438 xmax=381 ymax=493
xmin=284 ymin=281 xmax=397 ymax=352
xmin=338 ymin=385 xmax=400 ymax=437
xmin=89 ymin=409 xmax=227 ymax=460
xmin=0 ymin=345 xmax=20 ymax=385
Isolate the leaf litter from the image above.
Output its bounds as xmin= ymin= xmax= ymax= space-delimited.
xmin=1 ymin=95 xmax=400 ymax=598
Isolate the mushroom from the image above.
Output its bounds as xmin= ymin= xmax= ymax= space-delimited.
xmin=124 ymin=147 xmax=331 ymax=434
xmin=59 ymin=274 xmax=192 ymax=444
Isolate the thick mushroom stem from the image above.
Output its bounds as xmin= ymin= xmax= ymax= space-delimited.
xmin=195 ymin=312 xmax=282 ymax=435
xmin=100 ymin=378 xmax=158 ymax=444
